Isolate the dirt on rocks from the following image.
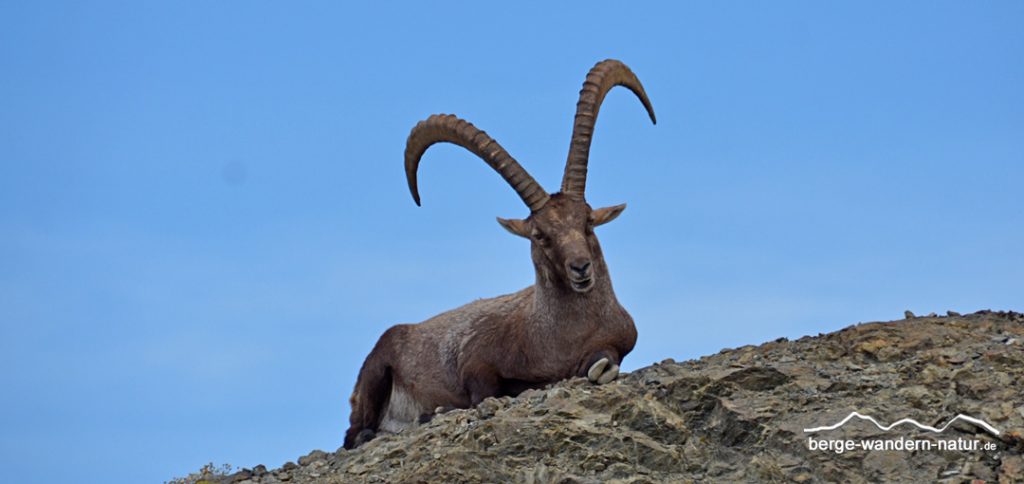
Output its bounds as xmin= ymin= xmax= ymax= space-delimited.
xmin=207 ymin=310 xmax=1024 ymax=483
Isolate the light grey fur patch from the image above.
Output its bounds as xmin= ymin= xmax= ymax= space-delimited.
xmin=378 ymin=383 xmax=428 ymax=434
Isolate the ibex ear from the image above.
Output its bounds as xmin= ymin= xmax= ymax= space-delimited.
xmin=591 ymin=203 xmax=626 ymax=227
xmin=496 ymin=217 xmax=531 ymax=238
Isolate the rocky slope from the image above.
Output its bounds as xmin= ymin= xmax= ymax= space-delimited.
xmin=214 ymin=310 xmax=1023 ymax=483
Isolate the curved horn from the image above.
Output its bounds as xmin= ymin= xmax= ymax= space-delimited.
xmin=405 ymin=114 xmax=550 ymax=212
xmin=561 ymin=59 xmax=657 ymax=198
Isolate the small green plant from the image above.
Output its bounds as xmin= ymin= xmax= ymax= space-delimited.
xmin=165 ymin=462 xmax=234 ymax=484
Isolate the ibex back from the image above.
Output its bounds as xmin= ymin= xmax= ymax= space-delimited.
xmin=344 ymin=59 xmax=656 ymax=449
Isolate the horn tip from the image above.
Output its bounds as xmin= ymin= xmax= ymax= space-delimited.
xmin=408 ymin=184 xmax=422 ymax=206
xmin=646 ymin=103 xmax=657 ymax=125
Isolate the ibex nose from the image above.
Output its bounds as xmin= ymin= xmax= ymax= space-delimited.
xmin=569 ymin=260 xmax=592 ymax=277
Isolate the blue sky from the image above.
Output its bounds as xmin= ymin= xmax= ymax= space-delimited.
xmin=1 ymin=2 xmax=1022 ymax=482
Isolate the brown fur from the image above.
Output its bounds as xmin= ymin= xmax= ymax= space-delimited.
xmin=344 ymin=195 xmax=637 ymax=449
xmin=344 ymin=59 xmax=652 ymax=449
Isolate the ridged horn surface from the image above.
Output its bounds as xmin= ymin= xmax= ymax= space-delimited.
xmin=561 ymin=59 xmax=656 ymax=198
xmin=405 ymin=114 xmax=550 ymax=212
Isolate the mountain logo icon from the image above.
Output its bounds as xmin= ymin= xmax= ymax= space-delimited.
xmin=803 ymin=412 xmax=1001 ymax=437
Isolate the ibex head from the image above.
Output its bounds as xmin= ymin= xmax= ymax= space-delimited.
xmin=404 ymin=60 xmax=655 ymax=294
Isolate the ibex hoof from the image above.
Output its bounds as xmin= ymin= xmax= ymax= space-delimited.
xmin=587 ymin=357 xmax=609 ymax=382
xmin=587 ymin=358 xmax=619 ymax=384
xmin=434 ymin=405 xmax=454 ymax=414
xmin=353 ymin=429 xmax=376 ymax=448
xmin=597 ymin=363 xmax=619 ymax=384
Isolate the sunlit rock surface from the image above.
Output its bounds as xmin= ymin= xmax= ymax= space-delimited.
xmin=215 ymin=310 xmax=1024 ymax=483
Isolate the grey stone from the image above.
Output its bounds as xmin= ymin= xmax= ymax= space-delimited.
xmin=209 ymin=310 xmax=1023 ymax=483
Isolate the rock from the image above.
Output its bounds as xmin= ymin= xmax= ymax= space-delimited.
xmin=720 ymin=366 xmax=791 ymax=391
xmin=476 ymin=397 xmax=504 ymax=418
xmin=999 ymin=455 xmax=1023 ymax=483
xmin=229 ymin=468 xmax=252 ymax=482
xmin=904 ymin=310 xmax=916 ymax=319
xmin=297 ymin=450 xmax=326 ymax=466
xmin=196 ymin=310 xmax=1023 ymax=483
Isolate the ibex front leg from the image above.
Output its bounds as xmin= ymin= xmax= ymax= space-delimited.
xmin=580 ymin=350 xmax=620 ymax=385
xmin=463 ymin=364 xmax=502 ymax=406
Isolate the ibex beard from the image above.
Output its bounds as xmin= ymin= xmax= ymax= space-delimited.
xmin=344 ymin=59 xmax=656 ymax=450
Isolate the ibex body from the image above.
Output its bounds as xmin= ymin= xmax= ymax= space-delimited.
xmin=344 ymin=60 xmax=655 ymax=449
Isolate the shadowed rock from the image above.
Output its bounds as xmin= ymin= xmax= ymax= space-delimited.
xmin=216 ymin=310 xmax=1024 ymax=483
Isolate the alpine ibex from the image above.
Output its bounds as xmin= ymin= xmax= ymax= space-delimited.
xmin=344 ymin=59 xmax=656 ymax=449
